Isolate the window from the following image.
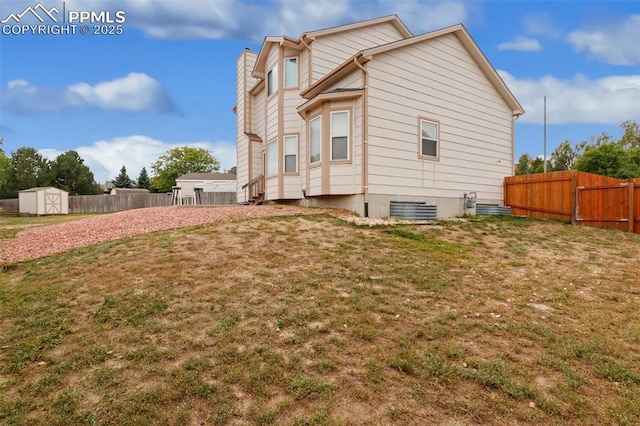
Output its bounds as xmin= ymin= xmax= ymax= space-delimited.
xmin=284 ymin=57 xmax=297 ymax=88
xmin=420 ymin=119 xmax=438 ymax=157
xmin=266 ymin=139 xmax=277 ymax=175
xmin=331 ymin=111 xmax=349 ymax=161
xmin=267 ymin=67 xmax=277 ymax=96
xmin=284 ymin=135 xmax=298 ymax=173
xmin=309 ymin=116 xmax=322 ymax=164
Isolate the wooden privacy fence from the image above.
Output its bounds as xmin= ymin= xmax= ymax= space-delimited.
xmin=0 ymin=192 xmax=237 ymax=214
xmin=504 ymin=171 xmax=640 ymax=234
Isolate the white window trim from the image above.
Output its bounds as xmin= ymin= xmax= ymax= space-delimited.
xmin=419 ymin=118 xmax=440 ymax=160
xmin=309 ymin=115 xmax=322 ymax=165
xmin=330 ymin=110 xmax=350 ymax=162
xmin=283 ymin=57 xmax=298 ymax=89
xmin=284 ymin=135 xmax=298 ymax=173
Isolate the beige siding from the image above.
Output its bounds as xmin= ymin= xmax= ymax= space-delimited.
xmin=309 ymin=167 xmax=322 ymax=195
xmin=251 ymin=141 xmax=263 ymax=177
xmin=283 ymin=175 xmax=303 ymax=199
xmin=329 ymin=165 xmax=357 ymax=194
xmin=325 ymin=69 xmax=362 ymax=92
xmin=311 ymin=22 xmax=407 ymax=83
xmin=283 ymin=90 xmax=303 ymax=134
xmin=236 ymin=50 xmax=258 ymax=202
xmin=366 ymin=33 xmax=514 ymax=202
xmin=265 ymin=176 xmax=278 ymax=200
xmin=300 ymin=48 xmax=310 ymax=90
xmin=253 ymin=89 xmax=265 ymax=137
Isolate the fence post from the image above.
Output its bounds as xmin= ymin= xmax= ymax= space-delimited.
xmin=629 ymin=181 xmax=635 ymax=233
xmin=570 ymin=172 xmax=577 ymax=225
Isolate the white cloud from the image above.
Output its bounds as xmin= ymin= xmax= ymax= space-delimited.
xmin=40 ymin=135 xmax=236 ymax=184
xmin=497 ymin=36 xmax=542 ymax=52
xmin=499 ymin=71 xmax=640 ymax=124
xmin=1 ymin=73 xmax=177 ymax=115
xmin=62 ymin=0 xmax=468 ymax=40
xmin=523 ymin=12 xmax=562 ymax=38
xmin=568 ymin=15 xmax=640 ymax=65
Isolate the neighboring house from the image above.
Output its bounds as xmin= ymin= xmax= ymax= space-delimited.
xmin=175 ymin=173 xmax=237 ymax=193
xmin=235 ymin=15 xmax=524 ymax=218
xmin=110 ymin=188 xmax=150 ymax=195
xmin=102 ymin=181 xmax=115 ymax=194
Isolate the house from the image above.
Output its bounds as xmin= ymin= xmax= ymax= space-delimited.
xmin=175 ymin=173 xmax=237 ymax=193
xmin=235 ymin=15 xmax=524 ymax=218
xmin=110 ymin=188 xmax=150 ymax=195
xmin=18 ymin=187 xmax=69 ymax=215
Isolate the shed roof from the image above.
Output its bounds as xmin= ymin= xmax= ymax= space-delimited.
xmin=19 ymin=187 xmax=67 ymax=193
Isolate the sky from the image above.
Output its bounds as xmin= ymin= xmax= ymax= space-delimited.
xmin=0 ymin=0 xmax=639 ymax=184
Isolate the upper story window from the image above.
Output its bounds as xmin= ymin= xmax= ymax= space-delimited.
xmin=330 ymin=111 xmax=349 ymax=161
xmin=284 ymin=57 xmax=298 ymax=88
xmin=266 ymin=139 xmax=277 ymax=176
xmin=267 ymin=67 xmax=277 ymax=96
xmin=420 ymin=119 xmax=439 ymax=158
xmin=309 ymin=116 xmax=322 ymax=164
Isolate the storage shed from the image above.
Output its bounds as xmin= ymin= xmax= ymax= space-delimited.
xmin=19 ymin=187 xmax=69 ymax=215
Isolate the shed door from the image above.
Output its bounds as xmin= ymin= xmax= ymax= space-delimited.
xmin=45 ymin=191 xmax=61 ymax=214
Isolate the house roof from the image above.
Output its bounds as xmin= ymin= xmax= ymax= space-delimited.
xmin=251 ymin=15 xmax=412 ymax=80
xmin=297 ymin=88 xmax=364 ymax=117
xmin=302 ymin=15 xmax=412 ymax=40
xmin=177 ymin=173 xmax=237 ymax=181
xmin=111 ymin=188 xmax=150 ymax=193
xmin=301 ymin=24 xmax=525 ymax=116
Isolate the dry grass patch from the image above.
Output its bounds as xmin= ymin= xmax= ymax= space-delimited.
xmin=0 ymin=214 xmax=639 ymax=424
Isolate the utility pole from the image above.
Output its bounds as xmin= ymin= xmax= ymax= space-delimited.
xmin=543 ymin=95 xmax=547 ymax=173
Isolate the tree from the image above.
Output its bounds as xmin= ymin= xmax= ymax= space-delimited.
xmin=1 ymin=147 xmax=53 ymax=198
xmin=112 ymin=165 xmax=134 ymax=188
xmin=619 ymin=120 xmax=640 ymax=149
xmin=52 ymin=150 xmax=102 ymax=195
xmin=0 ymin=139 xmax=10 ymax=197
xmin=574 ymin=142 xmax=640 ymax=179
xmin=550 ymin=140 xmax=588 ymax=171
xmin=515 ymin=154 xmax=550 ymax=175
xmin=151 ymin=146 xmax=220 ymax=192
xmin=135 ymin=167 xmax=151 ymax=190
xmin=515 ymin=154 xmax=533 ymax=175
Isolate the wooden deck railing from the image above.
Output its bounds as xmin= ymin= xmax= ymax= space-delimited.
xmin=241 ymin=175 xmax=265 ymax=204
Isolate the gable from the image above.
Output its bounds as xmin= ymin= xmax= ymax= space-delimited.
xmin=308 ymin=20 xmax=410 ymax=84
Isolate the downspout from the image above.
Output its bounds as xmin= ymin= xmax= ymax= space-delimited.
xmin=512 ymin=113 xmax=521 ymax=176
xmin=354 ymin=56 xmax=369 ymax=217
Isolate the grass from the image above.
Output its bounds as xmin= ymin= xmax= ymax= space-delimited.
xmin=0 ymin=213 xmax=102 ymax=240
xmin=0 ymin=213 xmax=639 ymax=424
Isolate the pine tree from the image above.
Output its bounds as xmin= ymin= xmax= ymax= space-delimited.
xmin=136 ymin=167 xmax=151 ymax=190
xmin=112 ymin=165 xmax=134 ymax=188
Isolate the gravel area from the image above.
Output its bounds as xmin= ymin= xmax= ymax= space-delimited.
xmin=0 ymin=205 xmax=332 ymax=265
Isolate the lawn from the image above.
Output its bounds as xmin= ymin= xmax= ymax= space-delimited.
xmin=0 ymin=213 xmax=639 ymax=425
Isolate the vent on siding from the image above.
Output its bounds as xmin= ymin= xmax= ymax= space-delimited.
xmin=389 ymin=201 xmax=437 ymax=221
xmin=476 ymin=204 xmax=512 ymax=216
